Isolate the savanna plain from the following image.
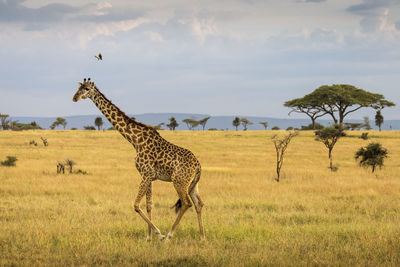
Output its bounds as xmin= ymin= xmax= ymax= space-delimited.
xmin=1 ymin=130 xmax=400 ymax=266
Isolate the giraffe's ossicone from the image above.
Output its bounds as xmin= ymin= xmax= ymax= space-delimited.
xmin=73 ymin=78 xmax=205 ymax=241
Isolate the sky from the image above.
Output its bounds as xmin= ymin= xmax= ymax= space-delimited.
xmin=0 ymin=0 xmax=399 ymax=120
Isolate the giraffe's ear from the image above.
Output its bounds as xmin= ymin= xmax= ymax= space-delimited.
xmin=78 ymin=82 xmax=82 ymax=86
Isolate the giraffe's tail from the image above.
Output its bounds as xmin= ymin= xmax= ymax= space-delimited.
xmin=171 ymin=199 xmax=182 ymax=214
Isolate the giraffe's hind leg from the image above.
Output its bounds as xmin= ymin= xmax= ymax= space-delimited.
xmin=166 ymin=170 xmax=194 ymax=240
xmin=190 ymin=183 xmax=205 ymax=241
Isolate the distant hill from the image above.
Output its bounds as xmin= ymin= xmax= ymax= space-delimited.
xmin=10 ymin=113 xmax=400 ymax=130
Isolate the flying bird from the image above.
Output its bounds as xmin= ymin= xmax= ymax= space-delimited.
xmin=94 ymin=53 xmax=102 ymax=60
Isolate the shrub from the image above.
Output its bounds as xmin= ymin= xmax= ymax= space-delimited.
xmin=301 ymin=123 xmax=324 ymax=130
xmin=360 ymin=132 xmax=369 ymax=140
xmin=1 ymin=156 xmax=17 ymax=166
xmin=355 ymin=142 xmax=388 ymax=173
xmin=272 ymin=126 xmax=280 ymax=130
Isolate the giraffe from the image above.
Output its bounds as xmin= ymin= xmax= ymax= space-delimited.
xmin=73 ymin=78 xmax=205 ymax=241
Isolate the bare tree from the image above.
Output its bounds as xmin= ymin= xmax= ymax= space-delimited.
xmin=271 ymin=131 xmax=298 ymax=182
xmin=57 ymin=162 xmax=65 ymax=174
xmin=40 ymin=137 xmax=48 ymax=146
xmin=65 ymin=159 xmax=76 ymax=173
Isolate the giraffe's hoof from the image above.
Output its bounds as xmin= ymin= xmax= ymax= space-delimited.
xmin=166 ymin=233 xmax=173 ymax=240
xmin=146 ymin=237 xmax=152 ymax=242
xmin=158 ymin=234 xmax=165 ymax=241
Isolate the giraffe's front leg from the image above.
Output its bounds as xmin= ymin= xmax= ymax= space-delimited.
xmin=146 ymin=183 xmax=153 ymax=242
xmin=134 ymin=175 xmax=165 ymax=241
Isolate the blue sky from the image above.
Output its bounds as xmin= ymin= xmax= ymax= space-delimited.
xmin=1 ymin=0 xmax=399 ymax=119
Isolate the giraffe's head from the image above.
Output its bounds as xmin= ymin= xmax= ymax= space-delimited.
xmin=73 ymin=78 xmax=96 ymax=102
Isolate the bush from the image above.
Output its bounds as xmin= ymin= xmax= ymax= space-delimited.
xmin=301 ymin=123 xmax=324 ymax=130
xmin=355 ymin=142 xmax=388 ymax=173
xmin=272 ymin=126 xmax=280 ymax=130
xmin=360 ymin=132 xmax=369 ymax=140
xmin=1 ymin=156 xmax=17 ymax=166
xmin=84 ymin=126 xmax=96 ymax=130
xmin=286 ymin=126 xmax=294 ymax=130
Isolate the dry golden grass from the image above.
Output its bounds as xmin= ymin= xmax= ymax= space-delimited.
xmin=1 ymin=129 xmax=400 ymax=266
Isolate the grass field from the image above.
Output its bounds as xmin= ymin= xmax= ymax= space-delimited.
xmin=1 ymin=129 xmax=400 ymax=266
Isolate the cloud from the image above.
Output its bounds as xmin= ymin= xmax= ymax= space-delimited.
xmin=347 ymin=0 xmax=400 ymax=33
xmin=396 ymin=21 xmax=400 ymax=30
xmin=297 ymin=0 xmax=327 ymax=3
xmin=0 ymin=0 xmax=78 ymax=23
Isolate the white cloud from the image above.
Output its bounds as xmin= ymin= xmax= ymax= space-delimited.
xmin=145 ymin=31 xmax=164 ymax=42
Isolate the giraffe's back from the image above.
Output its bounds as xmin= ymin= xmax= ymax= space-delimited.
xmin=135 ymin=134 xmax=200 ymax=183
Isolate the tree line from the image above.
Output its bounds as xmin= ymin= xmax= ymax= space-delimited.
xmin=0 ymin=83 xmax=396 ymax=131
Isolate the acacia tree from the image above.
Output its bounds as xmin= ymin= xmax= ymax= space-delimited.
xmin=259 ymin=121 xmax=268 ymax=130
xmin=232 ymin=117 xmax=240 ymax=131
xmin=182 ymin=118 xmax=199 ymax=130
xmin=94 ymin=116 xmax=104 ymax=130
xmin=375 ymin=110 xmax=384 ymax=131
xmin=315 ymin=125 xmax=343 ymax=171
xmin=0 ymin=113 xmax=10 ymax=130
xmin=198 ymin=116 xmax=211 ymax=131
xmin=286 ymin=84 xmax=395 ymax=126
xmin=240 ymin=118 xmax=253 ymax=131
xmin=167 ymin=117 xmax=179 ymax=130
xmin=51 ymin=117 xmax=67 ymax=130
xmin=154 ymin=122 xmax=165 ymax=130
xmin=271 ymin=131 xmax=298 ymax=182
xmin=284 ymin=96 xmax=327 ymax=129
xmin=355 ymin=143 xmax=388 ymax=173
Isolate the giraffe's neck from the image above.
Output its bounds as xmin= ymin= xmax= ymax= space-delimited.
xmin=89 ymin=88 xmax=146 ymax=149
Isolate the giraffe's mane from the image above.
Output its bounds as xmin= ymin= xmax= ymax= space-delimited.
xmin=94 ymin=86 xmax=160 ymax=136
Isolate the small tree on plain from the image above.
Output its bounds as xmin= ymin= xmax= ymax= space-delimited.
xmin=167 ymin=117 xmax=179 ymax=130
xmin=65 ymin=159 xmax=76 ymax=173
xmin=363 ymin=116 xmax=371 ymax=130
xmin=232 ymin=117 xmax=240 ymax=131
xmin=315 ymin=124 xmax=343 ymax=171
xmin=182 ymin=118 xmax=199 ymax=130
xmin=40 ymin=137 xmax=48 ymax=146
xmin=94 ymin=116 xmax=104 ymax=130
xmin=240 ymin=118 xmax=253 ymax=131
xmin=57 ymin=162 xmax=65 ymax=174
xmin=154 ymin=122 xmax=165 ymax=130
xmin=271 ymin=131 xmax=298 ymax=182
xmin=375 ymin=110 xmax=384 ymax=131
xmin=198 ymin=116 xmax=211 ymax=131
xmin=51 ymin=117 xmax=67 ymax=130
xmin=355 ymin=142 xmax=388 ymax=173
xmin=259 ymin=121 xmax=268 ymax=130
xmin=0 ymin=113 xmax=10 ymax=130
